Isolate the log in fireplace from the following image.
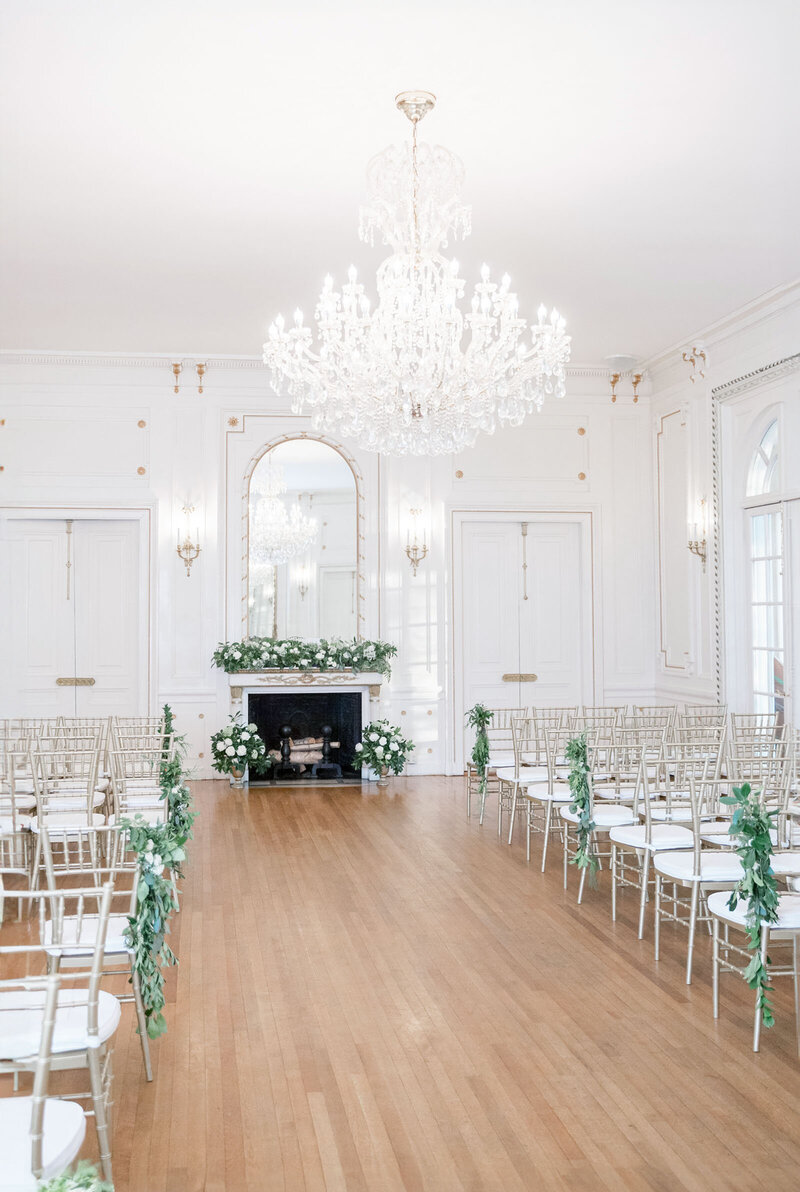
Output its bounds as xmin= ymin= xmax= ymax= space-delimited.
xmin=248 ymin=690 xmax=362 ymax=781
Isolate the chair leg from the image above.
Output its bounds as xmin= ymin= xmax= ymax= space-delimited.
xmin=686 ymin=882 xmax=700 ymax=985
xmin=638 ymin=849 xmax=651 ymax=940
xmin=577 ymin=859 xmax=587 ymax=905
xmin=497 ymin=783 xmax=503 ymax=837
xmin=793 ymin=935 xmax=800 ymax=1059
xmin=611 ymin=845 xmax=617 ymax=922
xmin=479 ymin=777 xmax=488 ymax=827
xmin=130 ymin=963 xmax=153 ymax=1081
xmin=712 ymin=918 xmax=720 ymax=1019
xmin=753 ymin=925 xmax=769 ymax=1053
xmin=654 ymin=874 xmax=661 ymax=962
xmin=466 ymin=773 xmax=471 ymax=819
xmin=525 ymin=804 xmax=531 ymax=864
xmin=87 ymin=1046 xmax=113 ymax=1182
xmin=563 ymin=824 xmax=569 ymax=890
xmin=507 ymin=788 xmax=517 ymax=845
xmin=541 ymin=801 xmax=553 ymax=873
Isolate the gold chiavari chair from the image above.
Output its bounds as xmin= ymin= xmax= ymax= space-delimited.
xmin=40 ymin=824 xmax=154 ymax=1082
xmin=558 ymin=732 xmax=639 ymax=902
xmin=0 ymin=969 xmax=86 ymax=1187
xmin=0 ymin=882 xmax=118 ymax=1182
xmin=524 ymin=723 xmax=578 ymax=872
xmin=472 ymin=707 xmax=527 ymax=833
xmin=501 ymin=716 xmax=551 ymax=851
xmin=679 ymin=704 xmax=728 ymax=729
xmin=28 ymin=737 xmax=106 ymax=887
xmin=109 ymin=746 xmax=170 ymax=824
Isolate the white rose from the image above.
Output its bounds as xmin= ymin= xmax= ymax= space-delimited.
xmin=241 ymin=732 xmax=250 ymax=741
xmin=151 ymin=855 xmax=164 ymax=876
xmin=390 ymin=742 xmax=399 ymax=751
xmin=226 ymin=746 xmax=236 ymax=756
xmin=316 ymin=652 xmax=324 ymax=660
xmin=375 ymin=746 xmax=384 ymax=757
xmin=355 ymin=743 xmax=363 ymax=752
xmin=369 ymin=733 xmax=379 ymax=742
xmin=379 ymin=737 xmax=387 ymax=745
xmin=224 ymin=739 xmax=233 ymax=748
xmin=237 ymin=746 xmax=247 ymax=756
xmin=248 ymin=723 xmax=258 ymax=732
xmin=215 ymin=740 xmax=225 ymax=751
xmin=233 ymin=651 xmax=242 ymax=660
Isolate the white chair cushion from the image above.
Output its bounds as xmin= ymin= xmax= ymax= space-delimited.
xmin=495 ymin=766 xmax=547 ymax=786
xmin=771 ymin=852 xmax=800 ymax=878
xmin=0 ymin=816 xmax=32 ymax=833
xmin=559 ymin=805 xmax=637 ymax=827
xmin=43 ymin=913 xmax=132 ymax=958
xmin=30 ymin=813 xmax=107 ymax=831
xmin=0 ymin=1095 xmax=86 ymax=1185
xmin=487 ymin=752 xmax=515 ymax=770
xmin=707 ymin=890 xmax=800 ymax=931
xmin=0 ymin=989 xmax=121 ymax=1059
xmin=653 ymin=850 xmax=743 ymax=883
xmin=526 ymin=782 xmax=572 ymax=802
xmin=609 ymin=823 xmax=694 ymax=851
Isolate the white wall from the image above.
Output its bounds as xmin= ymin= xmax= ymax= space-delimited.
xmin=0 ymin=354 xmax=657 ymax=775
xmin=646 ymin=282 xmax=800 ymax=712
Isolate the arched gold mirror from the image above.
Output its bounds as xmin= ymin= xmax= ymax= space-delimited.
xmin=248 ymin=439 xmax=358 ymax=639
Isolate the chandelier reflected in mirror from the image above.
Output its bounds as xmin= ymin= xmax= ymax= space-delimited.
xmin=263 ymin=91 xmax=571 ymax=456
xmin=249 ymin=457 xmax=319 ymax=566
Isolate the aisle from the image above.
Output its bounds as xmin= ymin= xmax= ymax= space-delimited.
xmin=106 ymin=777 xmax=800 ymax=1192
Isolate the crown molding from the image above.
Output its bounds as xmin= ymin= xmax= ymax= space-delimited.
xmin=0 ymin=349 xmax=628 ymax=381
xmin=711 ymin=351 xmax=800 ymax=401
xmin=639 ymin=278 xmax=800 ymax=378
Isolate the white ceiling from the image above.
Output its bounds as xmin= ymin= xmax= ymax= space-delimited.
xmin=1 ymin=1 xmax=798 ymax=365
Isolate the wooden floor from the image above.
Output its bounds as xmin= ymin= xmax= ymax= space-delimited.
xmin=8 ymin=776 xmax=800 ymax=1190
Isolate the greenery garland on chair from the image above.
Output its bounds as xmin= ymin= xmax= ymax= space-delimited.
xmin=38 ymin=1160 xmax=113 ymax=1190
xmin=723 ymin=782 xmax=780 ymax=1026
xmin=121 ymin=704 xmax=197 ymax=1039
xmin=465 ymin=704 xmax=493 ymax=798
xmin=566 ymin=733 xmax=598 ymax=886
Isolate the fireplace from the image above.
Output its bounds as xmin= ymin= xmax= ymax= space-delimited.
xmin=248 ymin=690 xmax=362 ymax=781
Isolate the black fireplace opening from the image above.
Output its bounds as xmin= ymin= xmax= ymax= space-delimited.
xmin=248 ymin=692 xmax=363 ymax=781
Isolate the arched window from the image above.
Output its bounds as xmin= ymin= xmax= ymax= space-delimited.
xmin=746 ymin=419 xmax=779 ymax=497
xmin=745 ymin=417 xmax=783 ymax=718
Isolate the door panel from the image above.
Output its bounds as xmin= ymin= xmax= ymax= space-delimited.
xmin=0 ymin=520 xmax=75 ymax=716
xmin=0 ymin=517 xmax=143 ymax=717
xmin=520 ymin=523 xmax=583 ymax=708
xmin=73 ymin=521 xmax=142 ymax=716
xmin=459 ymin=518 xmax=587 ymax=763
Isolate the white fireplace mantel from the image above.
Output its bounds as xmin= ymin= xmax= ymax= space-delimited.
xmin=228 ymin=670 xmax=385 ymax=724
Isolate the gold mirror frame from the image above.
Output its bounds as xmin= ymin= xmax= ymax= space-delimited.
xmin=241 ymin=432 xmax=366 ymax=639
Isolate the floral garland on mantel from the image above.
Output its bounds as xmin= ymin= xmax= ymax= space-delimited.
xmin=212 ymin=637 xmax=397 ymax=678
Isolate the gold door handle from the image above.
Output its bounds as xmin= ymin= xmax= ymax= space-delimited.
xmin=502 ymin=673 xmax=538 ymax=682
xmin=56 ymin=677 xmax=96 ymax=687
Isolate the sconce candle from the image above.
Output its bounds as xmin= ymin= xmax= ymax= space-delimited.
xmin=404 ymin=508 xmax=429 ymax=577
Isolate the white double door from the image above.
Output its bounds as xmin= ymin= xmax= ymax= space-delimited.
xmin=0 ymin=518 xmax=144 ymax=716
xmin=457 ymin=517 xmax=590 ymax=766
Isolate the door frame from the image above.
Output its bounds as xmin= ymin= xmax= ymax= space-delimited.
xmin=449 ymin=507 xmax=598 ymax=774
xmin=0 ymin=503 xmax=155 ymax=714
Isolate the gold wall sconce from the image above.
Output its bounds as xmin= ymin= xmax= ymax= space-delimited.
xmin=609 ymin=371 xmax=621 ymax=402
xmin=172 ymin=362 xmax=182 ymax=393
xmin=682 ymin=345 xmax=707 ymax=383
xmin=197 ymin=362 xmax=206 ymax=394
xmin=632 ymin=372 xmax=642 ymax=402
xmin=687 ymin=497 xmax=708 ymax=572
xmin=405 ymin=507 xmax=428 ymax=576
xmin=176 ymin=504 xmax=201 ymax=576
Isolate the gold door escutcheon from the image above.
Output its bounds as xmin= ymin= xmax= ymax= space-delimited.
xmin=502 ymin=673 xmax=538 ymax=683
xmin=56 ymin=677 xmax=96 ymax=687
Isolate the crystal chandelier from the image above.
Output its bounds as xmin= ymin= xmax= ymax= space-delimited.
xmin=249 ymin=458 xmax=318 ymax=565
xmin=263 ymin=91 xmax=571 ymax=456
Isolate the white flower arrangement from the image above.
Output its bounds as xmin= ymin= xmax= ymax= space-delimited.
xmin=210 ymin=713 xmax=271 ymax=776
xmin=212 ymin=637 xmax=397 ymax=677
xmin=353 ymin=719 xmax=414 ymax=777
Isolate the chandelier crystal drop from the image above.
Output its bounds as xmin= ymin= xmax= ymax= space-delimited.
xmin=263 ymin=91 xmax=571 ymax=456
xmin=249 ymin=459 xmax=318 ymax=566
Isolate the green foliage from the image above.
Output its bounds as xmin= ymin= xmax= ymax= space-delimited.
xmin=211 ymin=636 xmax=397 ymax=678
xmin=723 ymin=782 xmax=780 ymax=1026
xmin=566 ymin=734 xmax=598 ymax=886
xmin=353 ymin=720 xmax=414 ymax=776
xmin=465 ymin=703 xmax=493 ymax=796
xmin=38 ymin=1160 xmax=113 ymax=1190
xmin=210 ymin=712 xmax=272 ymax=777
xmin=120 ymin=703 xmax=199 ymax=1039
xmin=121 ymin=817 xmax=183 ymax=1039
